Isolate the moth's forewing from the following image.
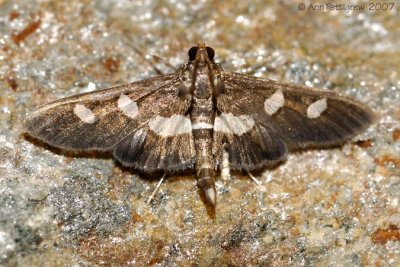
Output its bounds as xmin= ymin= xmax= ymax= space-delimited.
xmin=23 ymin=74 xmax=179 ymax=151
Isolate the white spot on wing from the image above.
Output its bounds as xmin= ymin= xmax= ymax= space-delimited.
xmin=214 ymin=113 xmax=255 ymax=136
xmin=192 ymin=122 xmax=214 ymax=130
xmin=118 ymin=94 xmax=139 ymax=118
xmin=264 ymin=89 xmax=284 ymax=115
xmin=149 ymin=115 xmax=192 ymax=137
xmin=74 ymin=104 xmax=96 ymax=123
xmin=307 ymin=98 xmax=327 ymax=119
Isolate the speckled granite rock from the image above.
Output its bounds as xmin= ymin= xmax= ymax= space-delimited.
xmin=0 ymin=0 xmax=399 ymax=266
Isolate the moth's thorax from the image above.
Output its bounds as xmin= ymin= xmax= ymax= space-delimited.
xmin=193 ymin=63 xmax=213 ymax=99
xmin=178 ymin=55 xmax=224 ymax=102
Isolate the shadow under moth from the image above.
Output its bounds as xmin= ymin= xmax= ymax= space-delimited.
xmin=24 ymin=43 xmax=375 ymax=207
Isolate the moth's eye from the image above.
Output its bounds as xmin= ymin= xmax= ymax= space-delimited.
xmin=206 ymin=47 xmax=215 ymax=60
xmin=188 ymin=47 xmax=198 ymax=61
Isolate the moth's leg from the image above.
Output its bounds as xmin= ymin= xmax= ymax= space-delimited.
xmin=247 ymin=171 xmax=262 ymax=186
xmin=221 ymin=143 xmax=231 ymax=180
xmin=147 ymin=172 xmax=167 ymax=204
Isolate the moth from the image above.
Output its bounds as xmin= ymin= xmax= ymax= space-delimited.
xmin=24 ymin=43 xmax=375 ymax=207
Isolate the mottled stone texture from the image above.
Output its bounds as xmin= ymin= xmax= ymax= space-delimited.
xmin=0 ymin=0 xmax=399 ymax=266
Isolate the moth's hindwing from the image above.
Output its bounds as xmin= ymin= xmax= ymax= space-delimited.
xmin=212 ymin=113 xmax=288 ymax=171
xmin=113 ymin=114 xmax=196 ymax=172
xmin=212 ymin=72 xmax=375 ymax=170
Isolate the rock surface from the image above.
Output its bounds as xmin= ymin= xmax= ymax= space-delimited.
xmin=0 ymin=0 xmax=399 ymax=266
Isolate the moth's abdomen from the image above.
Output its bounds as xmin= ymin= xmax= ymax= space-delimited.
xmin=190 ymin=95 xmax=216 ymax=206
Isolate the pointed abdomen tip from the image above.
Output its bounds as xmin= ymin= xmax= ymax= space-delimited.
xmin=205 ymin=187 xmax=216 ymax=207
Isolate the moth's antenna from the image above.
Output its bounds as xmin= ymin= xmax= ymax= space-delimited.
xmin=247 ymin=172 xmax=262 ymax=186
xmin=147 ymin=173 xmax=167 ymax=204
xmin=121 ymin=35 xmax=175 ymax=75
xmin=130 ymin=45 xmax=164 ymax=75
xmin=151 ymin=54 xmax=176 ymax=72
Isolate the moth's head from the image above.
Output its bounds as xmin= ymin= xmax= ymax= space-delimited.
xmin=188 ymin=42 xmax=215 ymax=63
